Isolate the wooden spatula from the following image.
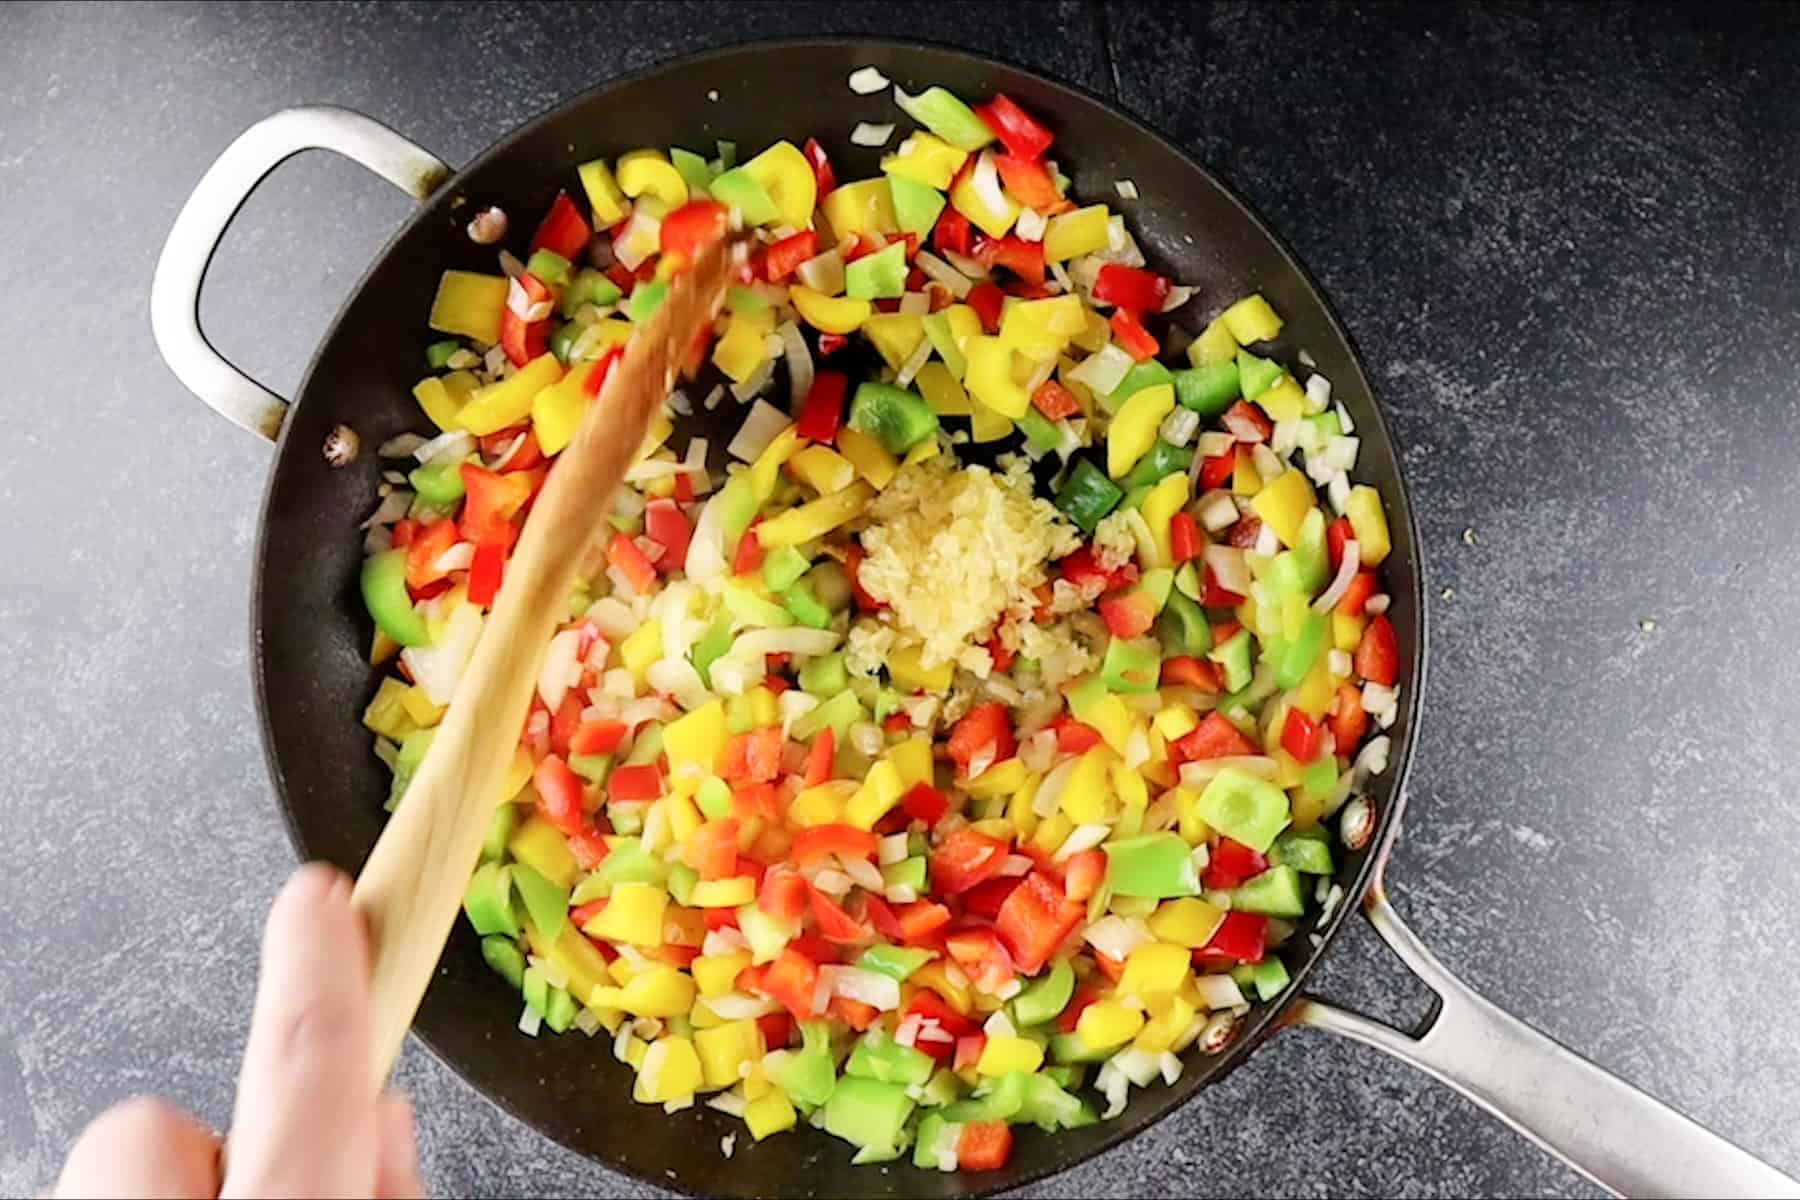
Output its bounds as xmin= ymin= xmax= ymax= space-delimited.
xmin=351 ymin=233 xmax=741 ymax=1087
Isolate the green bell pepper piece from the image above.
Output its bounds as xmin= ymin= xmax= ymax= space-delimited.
xmin=1105 ymin=359 xmax=1174 ymax=412
xmin=791 ymin=687 xmax=864 ymax=742
xmin=691 ymin=612 xmax=735 ymax=689
xmin=1276 ymin=611 xmax=1328 ymax=688
xmin=1208 ymin=628 xmax=1255 ymax=692
xmin=857 ymin=944 xmax=934 ymax=983
xmin=1055 ymin=459 xmax=1124 ymax=534
xmin=1043 ymin=1063 xmax=1085 ymax=1092
xmin=543 ymin=984 xmax=578 ymax=1033
xmin=1049 ymin=1030 xmax=1111 ymax=1064
xmin=1306 ymin=411 xmax=1342 ymax=443
xmin=479 ymin=791 xmax=514 ymax=861
xmin=1249 ymin=956 xmax=1291 ymax=1001
xmin=549 ymin=323 xmax=579 ymax=365
xmin=708 ymin=167 xmax=778 ymax=224
xmin=722 ymin=579 xmax=793 ymax=628
xmin=1293 ymin=508 xmax=1329 ymax=592
xmin=921 ymin=310 xmax=967 ymax=379
xmin=524 ymin=248 xmax=572 ymax=289
xmin=848 ymin=380 xmax=939 ymax=453
xmin=569 ymin=753 xmax=612 ymax=786
xmin=846 ymin=1030 xmax=935 ymax=1085
xmin=481 ymin=934 xmax=526 ymax=992
xmin=780 ymin=580 xmax=832 ymax=629
xmin=716 ymin=140 xmax=738 ymax=169
xmin=522 ymin=965 xmax=550 ymax=1019
xmin=894 ymin=86 xmax=995 ymax=152
xmin=1173 ymin=360 xmax=1240 ymax=417
xmin=727 ymin=284 xmax=770 ymax=318
xmin=408 ymin=455 xmax=466 ymax=507
xmin=1103 ymin=832 xmax=1201 ymax=898
xmin=569 ymin=837 xmax=667 ymax=903
xmin=389 ymin=727 xmax=437 ymax=812
xmin=880 ymin=856 xmax=927 ymax=893
xmin=510 ymin=863 xmax=569 ymax=942
xmin=1174 ymin=560 xmax=1202 ymax=602
xmin=888 ymin=174 xmax=947 ymax=238
xmin=626 ymin=279 xmax=668 ymax=323
xmin=1230 ymin=863 xmax=1306 ymax=917
xmin=1237 ymin=348 xmax=1282 ymax=398
xmin=804 ymin=560 xmax=854 ymax=612
xmin=670 ymin=146 xmax=713 ymax=197
xmin=1299 ymin=758 xmax=1338 ymax=804
xmin=1158 ymin=589 xmax=1213 ymax=656
xmin=624 ymin=723 xmax=664 ymax=765
xmin=1120 ymin=438 xmax=1195 ymax=491
xmin=872 ymin=686 xmax=901 ymax=724
xmin=761 ymin=544 xmax=811 ymax=592
xmin=1101 ymin=636 xmax=1162 ymax=694
xmin=1271 ymin=829 xmax=1334 ymax=875
xmin=360 ymin=548 xmax=430 ymax=646
xmin=1017 ymin=1072 xmax=1096 ymax=1132
xmin=1011 ymin=958 xmax=1074 ymax=1028
xmin=912 ymin=1113 xmax=957 ymax=1171
xmin=462 ymin=862 xmax=519 ymax=937
xmin=694 ymin=775 xmax=733 ymax=821
xmin=1016 ymin=405 xmax=1063 ymax=453
xmin=766 ymin=1020 xmax=838 ymax=1108
xmin=845 ymin=241 xmax=908 ymax=300
xmin=1196 ymin=767 xmax=1290 ymax=853
xmin=942 ymin=1070 xmax=1028 ymax=1122
xmin=920 ymin=1067 xmax=962 ymax=1108
xmin=667 ymin=862 xmax=699 ymax=906
xmin=426 ymin=339 xmax=461 ymax=369
xmin=799 ymin=651 xmax=850 ymax=698
xmin=561 ymin=268 xmax=623 ymax=318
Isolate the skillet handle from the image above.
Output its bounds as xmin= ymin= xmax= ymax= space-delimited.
xmin=151 ymin=106 xmax=451 ymax=441
xmin=1288 ymin=867 xmax=1800 ymax=1199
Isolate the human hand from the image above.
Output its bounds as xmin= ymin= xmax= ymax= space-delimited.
xmin=53 ymin=864 xmax=422 ymax=1198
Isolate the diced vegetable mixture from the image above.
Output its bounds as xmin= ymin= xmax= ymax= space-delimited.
xmin=358 ymin=76 xmax=1401 ymax=1171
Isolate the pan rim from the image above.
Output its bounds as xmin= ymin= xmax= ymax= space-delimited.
xmin=249 ymin=32 xmax=1427 ymax=1198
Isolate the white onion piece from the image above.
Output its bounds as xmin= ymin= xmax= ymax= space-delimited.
xmin=727 ymin=400 xmax=789 ymax=461
xmin=983 ymin=1009 xmax=1017 ymax=1039
xmin=1033 ymin=755 xmax=1081 ymax=818
xmin=1084 ymin=915 xmax=1153 ymax=962
xmin=1305 ymin=373 xmax=1333 ymax=412
xmin=851 ymin=122 xmax=895 ymax=147
xmin=1251 ymin=443 xmax=1285 ymax=482
xmin=708 ymin=991 xmax=780 ymax=1019
xmin=848 ymin=66 xmax=890 ymax=94
xmin=1313 ymin=540 xmax=1362 ymax=612
xmin=727 ymin=627 xmax=841 ymax=660
xmin=1196 ymin=430 xmax=1236 ymax=458
xmin=1178 ymin=755 xmax=1280 ymax=787
xmin=730 ymin=357 xmax=778 ymax=403
xmin=810 ymin=868 xmax=853 ymax=896
xmin=1203 ymin=544 xmax=1251 ymax=595
xmin=377 ymin=432 xmax=427 ymax=459
xmin=360 ymin=489 xmax=414 ymax=529
xmin=1328 ymin=470 xmax=1352 ymax=514
xmin=1053 ymin=824 xmax=1111 ymax=863
xmin=518 ymin=1004 xmax=542 ymax=1037
xmin=647 ymin=658 xmax=710 ymax=711
xmin=1352 ymin=735 xmax=1392 ymax=780
xmin=998 ymin=854 xmax=1034 ymax=877
xmin=1197 ymin=490 xmax=1239 ymax=532
xmin=1100 ymin=1064 xmax=1130 ymax=1119
xmin=826 ymin=965 xmax=901 ymax=1011
xmin=777 ymin=321 xmax=813 ymax=410
xmin=1160 ymin=284 xmax=1195 ymax=313
xmin=702 ymin=927 xmax=748 ymax=957
xmin=1253 ymin=521 xmax=1280 ymax=558
xmin=1111 ymin=1047 xmax=1161 ymax=1087
xmin=402 ymin=603 xmax=483 ymax=705
xmin=942 ymin=249 xmax=989 ymax=279
xmin=898 ymin=291 xmax=930 ymax=316
xmin=971 ymin=151 xmax=1007 ymax=218
xmin=896 ymin=333 xmax=934 ymax=388
xmin=432 ymin=540 xmax=475 ymax=575
xmin=1329 ymin=648 xmax=1353 ymax=677
xmin=414 ymin=429 xmax=474 ymax=464
xmin=1193 ymin=974 xmax=1246 ymax=1010
xmin=1066 ymin=343 xmax=1134 ymax=395
xmin=877 ymin=833 xmax=910 ymax=866
xmin=1321 ymin=436 xmax=1360 ymax=474
xmin=915 ymin=250 xmax=972 ymax=298
xmin=796 ymin=248 xmax=846 ymax=295
xmin=1113 ymin=179 xmax=1139 ymax=200
xmin=1014 ymin=206 xmax=1047 ymax=242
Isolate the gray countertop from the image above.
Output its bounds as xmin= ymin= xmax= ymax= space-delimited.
xmin=3 ymin=2 xmax=1798 ymax=1196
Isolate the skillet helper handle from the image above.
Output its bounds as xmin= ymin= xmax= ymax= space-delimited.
xmin=1289 ymin=876 xmax=1800 ymax=1199
xmin=151 ymin=106 xmax=451 ymax=441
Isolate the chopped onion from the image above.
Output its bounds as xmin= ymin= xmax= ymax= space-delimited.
xmin=1197 ymin=490 xmax=1239 ymax=532
xmin=971 ymin=151 xmax=1007 ymax=218
xmin=377 ymin=432 xmax=428 ymax=459
xmin=1197 ymin=430 xmax=1235 ymax=458
xmin=1100 ymin=1065 xmax=1130 ymax=1119
xmin=702 ymin=927 xmax=748 ymax=957
xmin=360 ymin=489 xmax=414 ymax=530
xmin=1253 ymin=521 xmax=1280 ymax=557
xmin=647 ymin=658 xmax=710 ymax=711
xmin=1033 ymin=754 xmax=1081 ymax=818
xmin=1111 ymin=1046 xmax=1160 ymax=1086
xmin=898 ymin=290 xmax=930 ymax=316
xmin=1313 ymin=539 xmax=1362 ymax=612
xmin=1193 ymin=974 xmax=1245 ymax=1010
xmin=848 ymin=66 xmax=890 ymax=94
xmin=728 ymin=400 xmax=789 ymax=461
xmin=708 ymin=991 xmax=780 ymax=1019
xmin=1365 ymin=593 xmax=1391 ymax=615
xmin=402 ymin=603 xmax=484 ymax=705
xmin=518 ymin=1004 xmax=542 ymax=1037
xmin=1334 ymin=401 xmax=1355 ymax=435
xmin=488 ymin=430 xmax=528 ymax=471
xmin=770 ymin=321 xmax=814 ymax=412
xmin=727 ymin=628 xmax=841 ymax=660
xmin=1113 ymin=179 xmax=1140 ymax=200
xmin=1014 ymin=206 xmax=1047 ymax=242
xmin=983 ymin=1009 xmax=1017 ymax=1039
xmin=896 ymin=333 xmax=934 ymax=387
xmin=1053 ymin=824 xmax=1111 ymax=863
xmin=1160 ymin=407 xmax=1200 ymax=447
xmin=730 ymin=356 xmax=778 ymax=403
xmin=703 ymin=384 xmax=726 ymax=411
xmin=914 ymin=250 xmax=972 ymax=298
xmin=1329 ymin=648 xmax=1353 ymax=677
xmin=884 ymin=883 xmax=919 ymax=904
xmin=1328 ymin=470 xmax=1352 ymax=514
xmin=1160 ymin=284 xmax=1195 ymax=313
xmin=1353 ymin=735 xmax=1392 ymax=781
xmin=1305 ymin=373 xmax=1333 ymax=412
xmin=796 ymin=248 xmax=846 ymax=295
xmin=1179 ymin=755 xmax=1280 ymax=787
xmin=1270 ymin=418 xmax=1302 ymax=458
xmin=1084 ymin=915 xmax=1153 ymax=962
xmin=1203 ymin=544 xmax=1251 ymax=595
xmin=998 ymin=854 xmax=1034 ymax=877
xmin=612 ymin=1021 xmax=634 ymax=1062
xmin=371 ymin=735 xmax=398 ymax=770
xmin=1159 ymin=1051 xmax=1183 ymax=1085
xmin=810 ymin=868 xmax=852 ymax=896
xmin=877 ymin=833 xmax=910 ymax=866
xmin=942 ymin=248 xmax=989 ymax=279
xmin=1321 ymin=435 xmax=1360 ymax=474
xmin=573 ymin=1007 xmax=602 ymax=1037
xmin=483 ymin=345 xmax=508 ymax=376
xmin=1067 ymin=343 xmax=1134 ymax=395
xmin=1251 ymin=443 xmax=1285 ymax=481
xmin=535 ymin=628 xmax=582 ymax=712
xmin=708 ymin=1092 xmax=748 ymax=1118
xmin=851 ymin=122 xmax=895 ymax=147
xmin=841 ymin=855 xmax=885 ymax=892
xmin=826 ymin=964 xmax=901 ymax=1010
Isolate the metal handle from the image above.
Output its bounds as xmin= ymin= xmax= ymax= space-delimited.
xmin=151 ymin=106 xmax=451 ymax=441
xmin=1289 ymin=864 xmax=1800 ymax=1198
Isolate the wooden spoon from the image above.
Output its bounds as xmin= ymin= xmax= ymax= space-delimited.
xmin=350 ymin=234 xmax=741 ymax=1087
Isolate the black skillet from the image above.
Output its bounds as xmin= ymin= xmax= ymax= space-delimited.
xmin=150 ymin=37 xmax=1795 ymax=1200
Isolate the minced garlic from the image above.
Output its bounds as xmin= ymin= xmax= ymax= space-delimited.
xmin=858 ymin=459 xmax=1079 ymax=669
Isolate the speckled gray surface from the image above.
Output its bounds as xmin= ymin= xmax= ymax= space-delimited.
xmin=2 ymin=2 xmax=1797 ymax=1196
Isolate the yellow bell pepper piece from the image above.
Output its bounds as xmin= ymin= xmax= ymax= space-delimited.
xmin=1220 ymin=293 xmax=1284 ymax=344
xmin=530 ymin=359 xmax=601 ymax=456
xmin=754 ymin=482 xmax=874 ymax=547
xmin=887 ymin=738 xmax=934 ymax=790
xmin=965 ymin=758 xmax=1027 ymax=801
xmin=1072 ymin=311 xmax=1111 ymax=357
xmin=748 ymin=685 xmax=781 ymax=729
xmin=1061 ymin=746 xmax=1114 ymax=825
xmin=913 ymin=361 xmax=971 ymax=416
xmin=510 ymin=815 xmax=579 ymax=889
xmin=545 ymin=923 xmax=616 ymax=1008
xmin=1295 ymin=656 xmax=1336 ymax=717
xmin=713 ymin=314 xmax=772 ymax=383
xmin=1332 ymin=611 xmax=1368 ymax=653
xmin=584 ymin=881 xmax=669 ymax=947
xmin=998 ymin=295 xmax=1086 ymax=357
xmin=428 ymin=270 xmax=509 ymax=345
xmin=968 ymin=397 xmax=1014 ymax=443
xmin=741 ymin=1062 xmax=772 ymax=1102
xmin=1006 ymin=773 xmax=1042 ymax=843
xmin=1255 ymin=374 xmax=1307 ymax=422
xmin=976 ymin=1034 xmax=1044 ymax=1077
xmin=862 ymin=313 xmax=927 ymax=371
xmin=633 ymin=1035 xmax=704 ymax=1103
xmin=881 ymin=132 xmax=968 ymax=190
xmin=821 ymin=178 xmax=897 ymax=239
xmin=1070 ymin=689 xmax=1136 ymax=757
xmin=1172 ymin=787 xmax=1211 ymax=846
xmin=844 ymin=759 xmax=906 ymax=830
xmin=836 ymin=427 xmax=899 ymax=490
xmin=883 ymin=642 xmax=950 ymax=694
xmin=964 ymin=336 xmax=1031 ymax=418
xmin=619 ymin=619 xmax=664 ymax=685
xmin=665 ymin=699 xmax=727 ymax=776
xmin=577 ymin=158 xmax=629 ymax=226
xmin=1289 ymin=782 xmax=1326 ymax=833
xmin=687 ymin=996 xmax=726 ymax=1030
xmin=696 ymin=1020 xmax=764 ymax=1090
xmin=787 ymin=445 xmax=857 ymax=495
xmin=744 ymin=1089 xmax=797 ymax=1140
xmin=690 ymin=876 xmax=758 ymax=908
xmin=1027 ymin=812 xmax=1073 ymax=860
xmin=790 ymin=285 xmax=872 ymax=336
xmin=949 ymin=165 xmax=1019 ymax=238
xmin=912 ymin=961 xmax=973 ymax=1015
xmin=1187 ymin=315 xmax=1239 ymax=366
xmin=1232 ymin=449 xmax=1263 ymax=497
xmin=456 ymin=353 xmax=566 ymax=436
xmin=1111 ymin=760 xmax=1149 ymax=829
xmin=943 ymin=303 xmax=983 ymax=350
xmin=1147 ymin=897 xmax=1227 ymax=948
xmin=1118 ymin=942 xmax=1191 ymax=997
xmin=1076 ymin=1001 xmax=1146 ymax=1052
xmin=588 ymin=318 xmax=638 ymax=353
xmin=1346 ymin=485 xmax=1392 ymax=566
xmin=1134 ymin=994 xmax=1199 ymax=1054
xmin=1250 ymin=468 xmax=1315 ymax=549
xmin=666 ymin=792 xmax=703 ymax=846
xmin=693 ymin=951 xmax=752 ymax=998
xmin=412 ymin=375 xmax=465 ymax=432
xmin=1138 ymin=472 xmax=1191 ymax=568
xmin=788 ymin=781 xmax=855 ymax=827
xmin=1154 ymin=705 xmax=1199 ymax=741
xmin=746 ymin=426 xmax=802 ymax=507
xmin=616 ymin=148 xmax=689 ymax=209
xmin=618 ymin=964 xmax=697 ymax=1018
xmin=1107 ymin=383 xmax=1176 ymax=478
xmin=398 ymin=684 xmax=445 ymax=729
xmin=361 ymin=678 xmax=417 ymax=742
xmin=1043 ymin=204 xmax=1111 ymax=262
xmin=741 ymin=140 xmax=818 ymax=230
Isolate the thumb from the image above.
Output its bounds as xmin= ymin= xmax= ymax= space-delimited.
xmin=220 ymin=864 xmax=381 ymax=1199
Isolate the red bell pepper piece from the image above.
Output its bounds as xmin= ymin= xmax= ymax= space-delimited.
xmin=1092 ymin=263 xmax=1172 ymax=314
xmin=570 ymin=719 xmax=627 ymax=757
xmin=1062 ymin=849 xmax=1106 ymax=902
xmin=795 ymin=369 xmax=848 ymax=443
xmin=1031 ymin=379 xmax=1081 ymax=421
xmin=533 ymin=754 xmax=586 ymax=836
xmin=972 ymin=234 xmax=1045 ymax=287
xmin=682 ymin=818 xmax=740 ymax=880
xmin=1049 ymin=715 xmax=1104 ymax=754
xmin=993 ymin=154 xmax=1060 ymax=210
xmin=932 ymin=205 xmax=974 ymax=258
xmin=643 ymin=498 xmax=693 ymax=572
xmin=808 ymin=886 xmax=871 ymax=944
xmin=906 ymin=987 xmax=978 ymax=1038
xmin=548 ymin=691 xmax=584 ymax=757
xmin=930 ymin=828 xmax=1010 ymax=895
xmin=958 ymin=1121 xmax=1014 ymax=1172
xmin=1355 ymin=613 xmax=1399 ymax=687
xmin=607 ymin=763 xmax=662 ymax=803
xmin=607 ymin=532 xmax=657 ymax=594
xmin=703 ymin=903 xmax=741 ymax=932
xmin=758 ymin=866 xmax=809 ymax=922
xmin=1098 ymin=590 xmax=1157 ymax=638
xmin=389 ymin=518 xmax=419 ymax=549
xmin=900 ymin=781 xmax=950 ymax=828
xmin=761 ymin=948 xmax=820 ymax=1023
xmin=1199 ymin=453 xmax=1236 ymax=491
xmin=1212 ymin=619 xmax=1243 ymax=644
xmin=756 ymin=1010 xmax=794 ymax=1051
xmin=893 ymin=900 xmax=953 ymax=944
xmin=404 ymin=519 xmax=460 ymax=593
xmin=603 ymin=261 xmax=636 ymax=297
xmin=1280 ymin=707 xmax=1325 ymax=764
xmin=952 ymin=1033 xmax=986 ymax=1073
xmin=1058 ymin=544 xmax=1134 ymax=593
xmin=1057 ymin=982 xmax=1100 ymax=1033
xmin=1160 ymin=655 xmax=1221 ymax=692
xmin=459 ymin=465 xmax=532 ymax=544
xmin=1331 ymin=684 xmax=1368 ymax=756
xmin=817 ymin=331 xmax=850 ymax=357
xmin=1337 ymin=570 xmax=1379 ymax=617
xmin=993 ymin=871 xmax=1083 ymax=975
xmin=1173 ymin=712 xmax=1260 ymax=763
xmin=802 ymin=728 xmax=835 ymax=788
xmin=830 ymin=995 xmax=880 ymax=1031
xmin=985 ymin=630 xmax=1016 ymax=673
xmin=1204 ymin=838 xmax=1268 ymax=890
xmin=529 ymin=191 xmax=592 ymax=260
xmin=843 ymin=234 xmax=881 ymax=262
xmin=975 ymin=94 xmax=1054 ymax=160
xmin=862 ymin=893 xmax=904 ymax=941
xmin=1109 ymin=308 xmax=1159 ymax=361
xmin=479 ymin=427 xmax=545 ymax=473
xmin=1227 ymin=515 xmax=1264 ymax=550
xmin=499 ymin=272 xmax=552 ymax=367
xmin=732 ymin=526 xmax=764 ymax=577
xmin=568 ymin=827 xmax=610 ymax=870
xmin=1168 ymin=511 xmax=1202 ymax=564
xmin=570 ymin=898 xmax=607 ymax=928
xmin=1223 ymin=400 xmax=1273 ymax=443
xmin=1201 ymin=565 xmax=1245 ymax=608
xmin=791 ymin=824 xmax=878 ymax=866
xmin=1196 ymin=911 xmax=1267 ymax=965
xmin=731 ymin=781 xmax=781 ymax=823
xmin=802 ymin=136 xmax=836 ymax=196
xmin=966 ymin=282 xmax=1005 ymax=333
xmin=583 ymin=345 xmax=623 ymax=398
xmin=787 ymin=932 xmax=844 ymax=964
xmin=658 ymin=199 xmax=729 ymax=262
xmin=961 ymin=876 xmax=1023 ymax=920
xmin=762 ymin=229 xmax=818 ymax=283
xmin=842 ymin=544 xmax=885 ymax=612
xmin=946 ymin=703 xmax=1016 ymax=774
xmin=1326 ymin=516 xmax=1354 ymax=574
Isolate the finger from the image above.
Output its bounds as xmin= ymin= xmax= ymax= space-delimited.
xmin=54 ymin=1096 xmax=221 ymax=1200
xmin=373 ymin=1093 xmax=424 ymax=1200
xmin=221 ymin=864 xmax=380 ymax=1199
